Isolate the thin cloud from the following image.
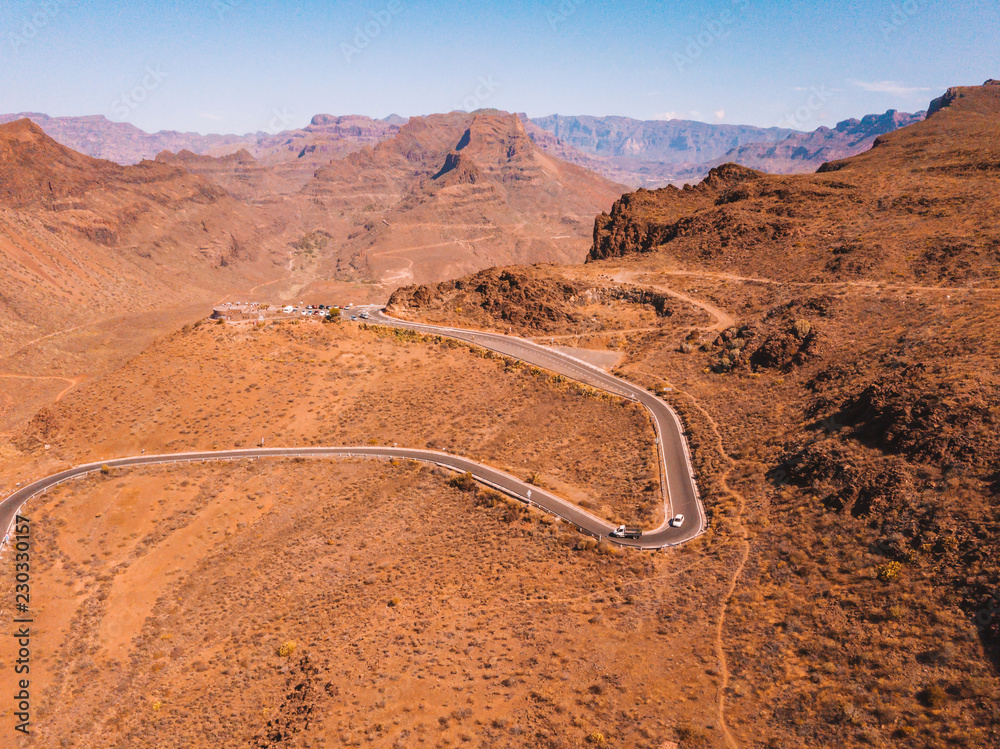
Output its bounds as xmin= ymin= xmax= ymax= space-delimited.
xmin=714 ymin=109 xmax=725 ymax=123
xmin=851 ymin=80 xmax=932 ymax=97
xmin=198 ymin=111 xmax=225 ymax=121
xmin=655 ymin=111 xmax=680 ymax=120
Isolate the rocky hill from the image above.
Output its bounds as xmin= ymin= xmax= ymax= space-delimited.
xmin=301 ymin=110 xmax=627 ymax=285
xmin=589 ymin=87 xmax=1000 ymax=286
xmin=375 ymin=82 xmax=1000 ymax=748
xmin=0 ymin=119 xmax=285 ymax=359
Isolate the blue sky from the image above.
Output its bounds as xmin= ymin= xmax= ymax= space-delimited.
xmin=0 ymin=0 xmax=996 ymax=134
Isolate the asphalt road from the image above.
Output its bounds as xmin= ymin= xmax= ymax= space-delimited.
xmin=1 ymin=310 xmax=706 ymax=551
xmin=359 ymin=306 xmax=706 ymax=545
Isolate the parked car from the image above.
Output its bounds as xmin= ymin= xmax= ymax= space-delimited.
xmin=671 ymin=514 xmax=685 ymax=527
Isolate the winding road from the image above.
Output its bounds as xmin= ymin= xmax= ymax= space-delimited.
xmin=1 ymin=308 xmax=706 ymax=550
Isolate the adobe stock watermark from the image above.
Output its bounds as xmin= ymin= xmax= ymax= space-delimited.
xmin=777 ymin=85 xmax=834 ymax=130
xmin=110 ymin=66 xmax=168 ymax=120
xmin=451 ymin=75 xmax=500 ymax=113
xmin=673 ymin=0 xmax=750 ymax=73
xmin=262 ymin=107 xmax=294 ymax=136
xmin=7 ymin=0 xmax=71 ymax=55
xmin=878 ymin=0 xmax=927 ymax=39
xmin=212 ymin=0 xmax=247 ymax=21
xmin=547 ymin=0 xmax=584 ymax=32
xmin=341 ymin=0 xmax=404 ymax=63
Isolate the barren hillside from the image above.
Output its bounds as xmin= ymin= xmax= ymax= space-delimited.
xmin=373 ymin=82 xmax=1000 ymax=748
xmin=300 ymin=110 xmax=627 ymax=286
xmin=0 ymin=119 xmax=291 ymax=364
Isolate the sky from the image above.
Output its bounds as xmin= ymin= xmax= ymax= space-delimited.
xmin=0 ymin=0 xmax=997 ymax=135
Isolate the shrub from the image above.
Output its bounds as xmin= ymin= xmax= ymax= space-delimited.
xmin=448 ymin=472 xmax=477 ymax=492
xmin=920 ymin=684 xmax=948 ymax=709
xmin=876 ymin=561 xmax=902 ymax=582
xmin=793 ymin=319 xmax=812 ymax=338
xmin=277 ymin=641 xmax=297 ymax=657
xmin=100 ymin=464 xmax=111 ymax=475
xmin=585 ymin=732 xmax=606 ymax=746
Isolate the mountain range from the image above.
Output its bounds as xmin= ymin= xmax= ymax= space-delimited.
xmin=2 ymin=107 xmax=924 ymax=190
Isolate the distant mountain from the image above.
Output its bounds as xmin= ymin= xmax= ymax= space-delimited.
xmin=694 ymin=109 xmax=926 ymax=177
xmin=0 ymin=119 xmax=284 ymax=354
xmin=527 ymin=111 xmax=924 ymax=187
xmin=0 ymin=112 xmax=402 ymax=194
xmin=0 ymin=112 xmax=251 ymax=165
xmin=530 ymin=114 xmax=797 ymax=164
xmin=302 ymin=110 xmax=627 ymax=284
xmin=2 ymin=109 xmax=928 ymax=194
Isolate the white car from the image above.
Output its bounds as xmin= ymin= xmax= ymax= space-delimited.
xmin=670 ymin=514 xmax=685 ymax=528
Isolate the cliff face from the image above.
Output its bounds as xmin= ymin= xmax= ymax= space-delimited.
xmin=300 ymin=110 xmax=627 ymax=285
xmin=589 ymin=164 xmax=762 ymax=261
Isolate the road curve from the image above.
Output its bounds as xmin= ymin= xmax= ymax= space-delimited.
xmin=4 ymin=446 xmax=675 ymax=553
xmin=361 ymin=307 xmax=706 ymax=544
xmin=1 ymin=310 xmax=707 ymax=551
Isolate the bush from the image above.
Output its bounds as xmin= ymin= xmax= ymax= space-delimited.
xmin=920 ymin=684 xmax=948 ymax=709
xmin=793 ymin=319 xmax=812 ymax=338
xmin=876 ymin=561 xmax=902 ymax=582
xmin=277 ymin=641 xmax=297 ymax=657
xmin=448 ymin=472 xmax=478 ymax=492
xmin=100 ymin=464 xmax=111 ymax=475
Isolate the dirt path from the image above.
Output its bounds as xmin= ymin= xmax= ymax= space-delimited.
xmin=656 ymin=268 xmax=1000 ymax=295
xmin=0 ymin=374 xmax=85 ymax=404
xmin=215 ymin=274 xmax=293 ymax=305
xmin=369 ymin=231 xmax=503 ymax=286
xmin=611 ymin=271 xmax=736 ymax=331
xmin=671 ymin=386 xmax=748 ymax=749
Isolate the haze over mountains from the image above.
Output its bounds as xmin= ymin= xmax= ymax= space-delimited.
xmin=2 ymin=106 xmax=924 ymax=190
